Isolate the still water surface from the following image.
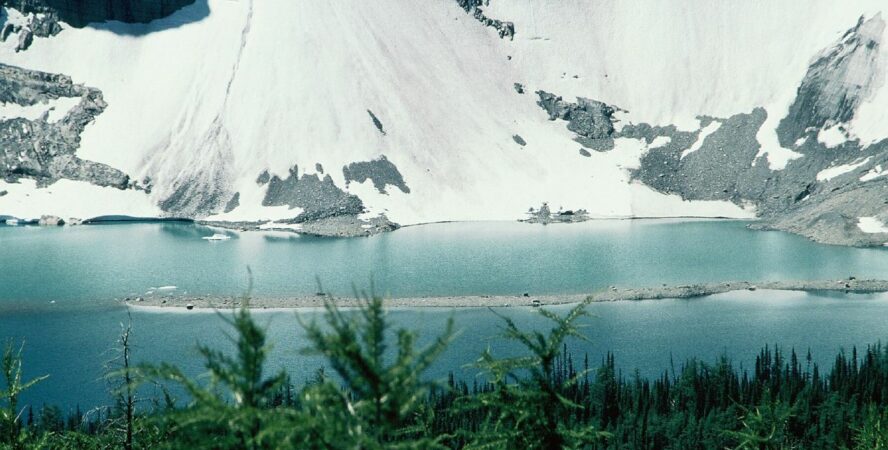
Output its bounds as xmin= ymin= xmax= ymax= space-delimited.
xmin=2 ymin=219 xmax=888 ymax=304
xmin=2 ymin=220 xmax=888 ymax=410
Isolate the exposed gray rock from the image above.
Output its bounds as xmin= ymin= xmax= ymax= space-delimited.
xmin=632 ymin=109 xmax=770 ymax=204
xmin=14 ymin=26 xmax=31 ymax=51
xmin=523 ymin=13 xmax=888 ymax=248
xmin=295 ymin=213 xmax=400 ymax=238
xmin=579 ymin=148 xmax=591 ymax=157
xmin=513 ymin=82 xmax=524 ymax=94
xmin=223 ymin=192 xmax=240 ymax=213
xmin=536 ymin=90 xmax=617 ymax=148
xmin=776 ymin=14 xmax=885 ymax=148
xmin=0 ymin=63 xmax=130 ymax=189
xmin=522 ymin=202 xmax=590 ymax=224
xmin=0 ymin=7 xmax=62 ymax=52
xmin=454 ymin=0 xmax=514 ymax=40
xmin=622 ymin=13 xmax=888 ymax=248
xmin=367 ymin=109 xmax=385 ymax=135
xmin=261 ymin=165 xmax=364 ymax=221
xmin=29 ymin=11 xmax=62 ymax=36
xmin=203 ymin=213 xmax=400 ymax=238
xmin=512 ymin=134 xmax=526 ymax=146
xmin=0 ymin=22 xmax=15 ymax=41
xmin=342 ymin=155 xmax=410 ymax=194
xmin=315 ymin=162 xmax=324 ymax=174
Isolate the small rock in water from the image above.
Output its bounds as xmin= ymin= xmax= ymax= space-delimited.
xmin=748 ymin=285 xmax=757 ymax=291
xmin=186 ymin=303 xmax=194 ymax=310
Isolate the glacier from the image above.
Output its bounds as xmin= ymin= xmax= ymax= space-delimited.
xmin=1 ymin=0 xmax=888 ymax=244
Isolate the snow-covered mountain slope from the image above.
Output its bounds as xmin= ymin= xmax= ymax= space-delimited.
xmin=2 ymin=0 xmax=888 ymax=244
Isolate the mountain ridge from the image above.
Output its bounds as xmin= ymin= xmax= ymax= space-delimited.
xmin=1 ymin=0 xmax=888 ymax=244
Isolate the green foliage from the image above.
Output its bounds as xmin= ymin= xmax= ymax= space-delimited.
xmin=724 ymin=398 xmax=794 ymax=449
xmin=136 ymin=300 xmax=288 ymax=449
xmin=294 ymin=290 xmax=456 ymax=449
xmin=458 ymin=303 xmax=609 ymax=449
xmin=12 ymin=295 xmax=888 ymax=448
xmin=0 ymin=342 xmax=46 ymax=450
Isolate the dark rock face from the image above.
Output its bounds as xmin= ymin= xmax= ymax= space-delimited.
xmin=513 ymin=83 xmax=524 ymax=94
xmin=260 ymin=165 xmax=364 ymax=222
xmin=0 ymin=7 xmax=63 ymax=52
xmin=512 ymin=134 xmax=526 ymax=146
xmin=526 ymin=15 xmax=887 ymax=243
xmin=632 ymin=109 xmax=771 ymax=204
xmin=223 ymin=192 xmax=240 ymax=213
xmin=454 ymin=0 xmax=514 ymax=40
xmin=342 ymin=155 xmax=410 ymax=194
xmin=367 ymin=109 xmax=386 ymax=135
xmin=28 ymin=10 xmax=61 ymax=35
xmin=578 ymin=148 xmax=591 ymax=157
xmin=776 ymin=14 xmax=885 ymax=148
xmin=536 ymin=90 xmax=617 ymax=145
xmin=1 ymin=0 xmax=196 ymax=28
xmin=618 ymin=14 xmax=888 ymax=246
xmin=0 ymin=63 xmax=130 ymax=189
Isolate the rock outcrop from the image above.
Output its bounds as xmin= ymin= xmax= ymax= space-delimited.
xmin=259 ymin=166 xmax=365 ymax=221
xmin=454 ymin=0 xmax=514 ymax=40
xmin=536 ymin=90 xmax=617 ymax=150
xmin=0 ymin=63 xmax=130 ymax=189
xmin=342 ymin=156 xmax=410 ymax=194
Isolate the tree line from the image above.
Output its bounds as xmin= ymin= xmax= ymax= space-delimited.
xmin=3 ymin=294 xmax=888 ymax=449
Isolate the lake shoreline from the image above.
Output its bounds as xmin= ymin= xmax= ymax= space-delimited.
xmin=124 ymin=278 xmax=888 ymax=311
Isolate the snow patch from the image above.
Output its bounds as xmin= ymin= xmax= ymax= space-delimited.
xmin=817 ymin=123 xmax=851 ymax=148
xmin=816 ymin=157 xmax=872 ymax=181
xmin=0 ymin=179 xmax=160 ymax=219
xmin=681 ymin=120 xmax=721 ymax=159
xmin=0 ymin=96 xmax=81 ymax=123
xmin=649 ymin=135 xmax=671 ymax=149
xmin=860 ymin=164 xmax=888 ymax=181
xmin=858 ymin=216 xmax=888 ymax=233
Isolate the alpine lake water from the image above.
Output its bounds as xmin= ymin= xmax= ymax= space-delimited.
xmin=2 ymin=219 xmax=888 ymax=411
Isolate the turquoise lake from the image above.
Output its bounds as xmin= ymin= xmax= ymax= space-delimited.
xmin=3 ymin=219 xmax=888 ymax=305
xmin=2 ymin=219 xmax=888 ymax=410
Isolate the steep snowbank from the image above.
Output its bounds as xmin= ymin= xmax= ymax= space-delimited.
xmin=0 ymin=0 xmax=886 ymax=228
